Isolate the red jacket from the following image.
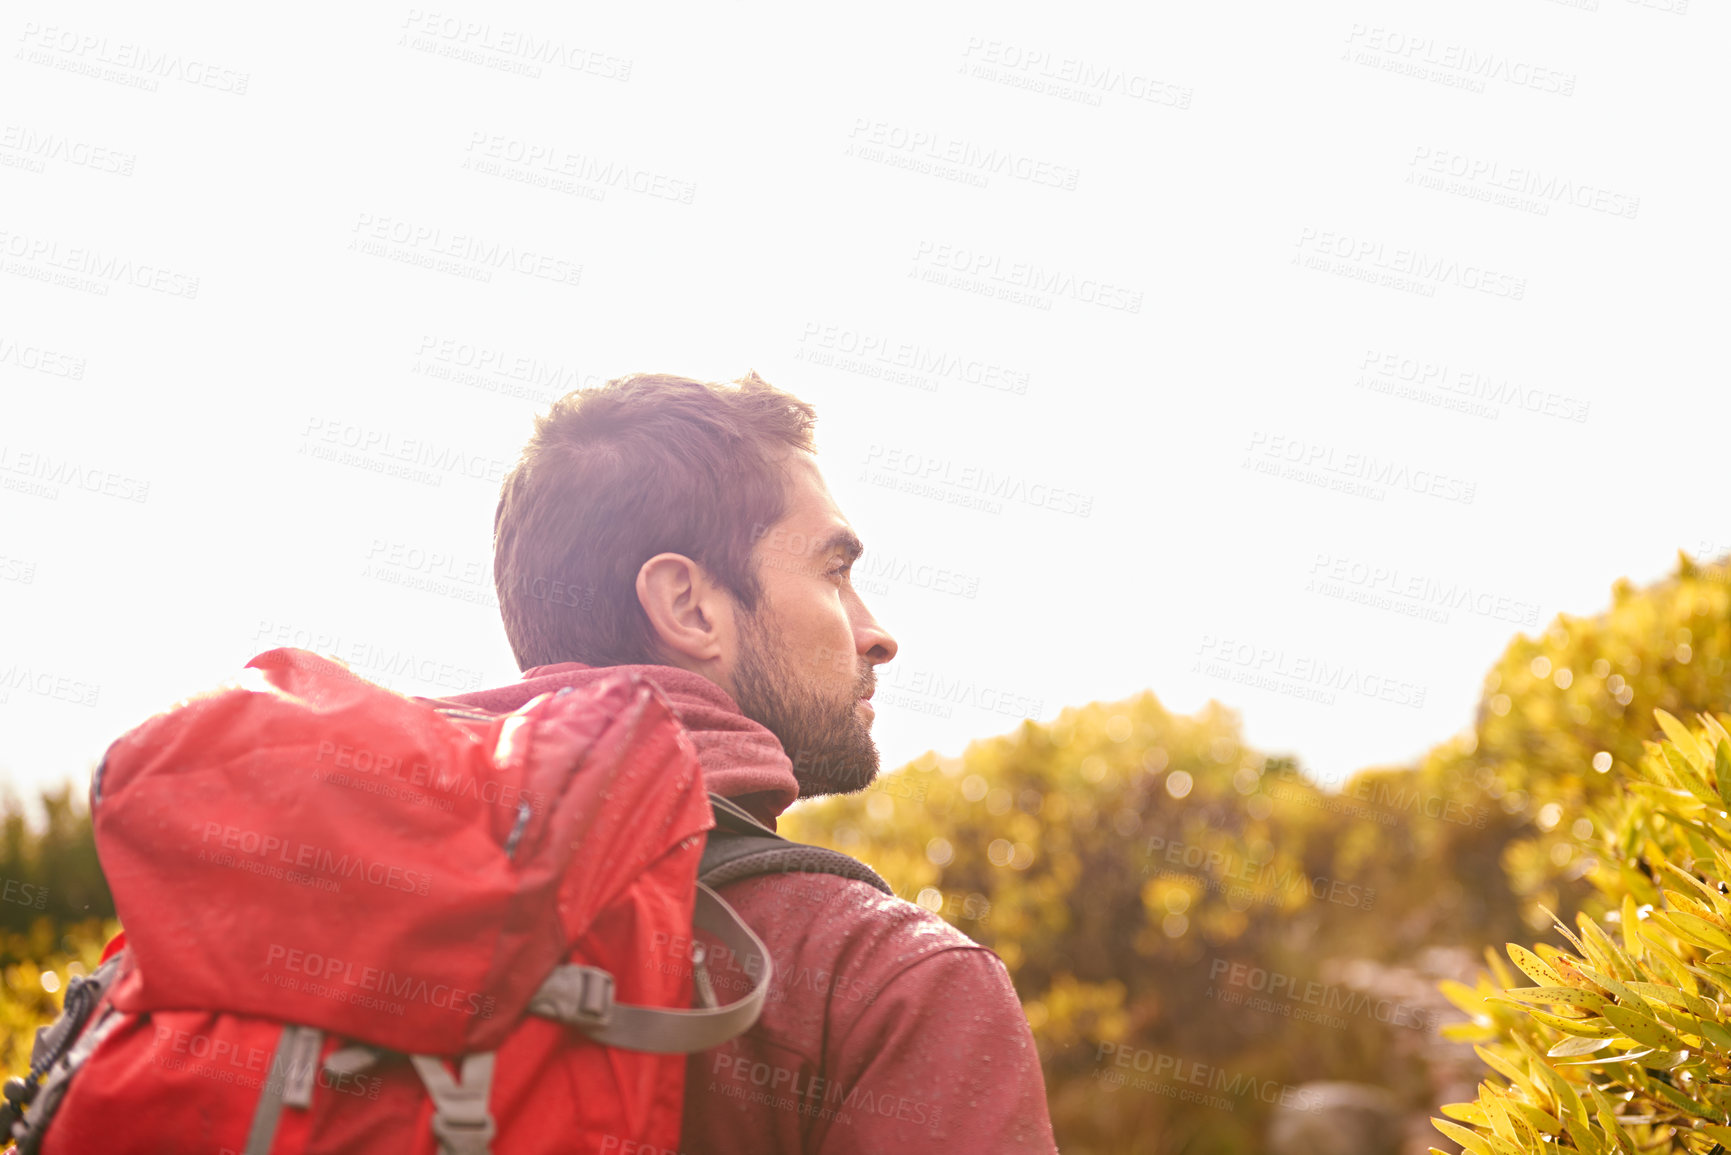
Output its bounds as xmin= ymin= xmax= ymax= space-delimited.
xmin=444 ymin=662 xmax=1057 ymax=1154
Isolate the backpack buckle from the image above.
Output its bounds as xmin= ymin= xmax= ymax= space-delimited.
xmin=411 ymin=1054 xmax=497 ymax=1155
xmin=573 ymin=969 xmax=614 ymax=1027
xmin=526 ymin=964 xmax=623 ymax=1034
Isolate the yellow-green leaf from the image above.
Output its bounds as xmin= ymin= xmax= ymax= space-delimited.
xmin=1601 ymin=1002 xmax=1686 ymax=1049
xmin=1548 ymin=1034 xmax=1614 ymax=1057
xmin=1508 ymin=1100 xmax=1562 ymax=1137
xmin=1507 ymin=943 xmax=1565 ymax=987
xmin=1523 ymin=1007 xmax=1615 ymax=1037
xmin=1663 ymin=743 xmax=1721 ymax=805
xmin=1623 ymin=980 xmax=1715 ymax=1018
xmin=1442 ymin=1020 xmax=1502 ymax=1043
xmin=1441 ymin=978 xmax=1490 ymax=1016
xmin=1473 ymin=1046 xmax=1533 ymax=1098
xmin=1555 ymin=1046 xmax=1655 ymax=1066
xmin=1715 ymin=740 xmax=1731 ymax=811
xmin=1440 ymin=1101 xmax=1490 ymax=1125
xmin=1431 ymin=1117 xmax=1497 ymax=1155
xmin=1655 ymin=909 xmax=1731 ymax=952
xmin=1657 ymin=709 xmax=1707 ymax=767
xmin=1492 ymin=986 xmax=1611 ymax=1014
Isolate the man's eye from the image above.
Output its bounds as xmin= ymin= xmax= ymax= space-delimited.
xmin=827 ymin=563 xmax=851 ymax=580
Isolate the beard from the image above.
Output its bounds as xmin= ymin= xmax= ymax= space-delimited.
xmin=731 ymin=609 xmax=879 ymax=798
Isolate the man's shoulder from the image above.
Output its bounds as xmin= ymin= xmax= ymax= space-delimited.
xmin=716 ymin=868 xmax=1000 ymax=992
xmin=689 ymin=872 xmax=1056 ymax=1154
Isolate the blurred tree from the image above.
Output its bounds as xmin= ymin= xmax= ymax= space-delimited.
xmin=0 ymin=784 xmax=111 ymax=934
xmin=784 ymin=696 xmax=1427 ymax=1153
xmin=1378 ymin=552 xmax=1731 ymax=947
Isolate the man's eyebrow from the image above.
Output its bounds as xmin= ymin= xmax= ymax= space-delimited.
xmin=817 ymin=529 xmax=864 ymax=562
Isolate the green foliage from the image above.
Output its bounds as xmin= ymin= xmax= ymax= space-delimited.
xmin=1437 ymin=708 xmax=1731 ymax=1153
xmin=0 ymin=785 xmax=113 ymax=933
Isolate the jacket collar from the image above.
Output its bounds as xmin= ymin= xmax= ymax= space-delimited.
xmin=435 ymin=662 xmax=800 ymax=828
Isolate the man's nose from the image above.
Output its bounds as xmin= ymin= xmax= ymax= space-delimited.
xmin=857 ymin=610 xmax=897 ymax=666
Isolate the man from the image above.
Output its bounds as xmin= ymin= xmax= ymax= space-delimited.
xmin=441 ymin=370 xmax=1056 ymax=1152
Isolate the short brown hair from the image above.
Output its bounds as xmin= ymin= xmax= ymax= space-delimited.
xmin=493 ymin=371 xmax=817 ymax=670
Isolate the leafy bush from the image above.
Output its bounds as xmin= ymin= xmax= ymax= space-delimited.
xmin=1410 ymin=552 xmax=1731 ymax=942
xmin=1437 ymin=708 xmax=1731 ymax=1153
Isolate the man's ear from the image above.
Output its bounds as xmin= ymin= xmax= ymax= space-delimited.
xmin=635 ymin=553 xmax=731 ymax=667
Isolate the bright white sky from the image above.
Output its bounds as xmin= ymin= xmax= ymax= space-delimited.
xmin=3 ymin=1 xmax=1726 ymax=815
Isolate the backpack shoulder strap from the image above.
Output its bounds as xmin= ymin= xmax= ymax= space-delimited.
xmin=699 ymin=793 xmax=894 ymax=896
xmin=522 ymin=794 xmax=893 ymax=1055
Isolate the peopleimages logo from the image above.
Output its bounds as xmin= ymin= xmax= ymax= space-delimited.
xmin=1140 ymin=836 xmax=1377 ymax=910
xmin=0 ymin=228 xmax=200 ymax=298
xmin=150 ymin=1026 xmax=382 ymax=1099
xmin=313 ymin=740 xmax=548 ymax=814
xmin=1356 ymin=349 xmax=1591 ymax=424
xmin=0 ymin=445 xmax=149 ymax=503
xmin=348 ymin=213 xmax=583 ymax=287
xmin=1093 ymin=1044 xmax=1321 ymax=1112
xmin=1307 ymin=551 xmax=1542 ymax=629
xmin=300 ymin=416 xmax=511 ymax=486
xmin=957 ymin=38 xmax=1193 ymax=110
xmin=862 ymin=443 xmax=1094 ymax=517
xmin=15 ymin=22 xmax=251 ymax=94
xmin=1207 ymin=959 xmax=1434 ymax=1031
xmin=2 ymin=877 xmax=48 ymax=910
xmin=1265 ymin=765 xmax=1487 ymax=829
xmin=398 ymin=9 xmax=632 ymax=81
xmin=797 ymin=321 xmax=1031 ymax=396
xmin=1293 ymin=227 xmax=1525 ymax=301
xmin=846 ymin=118 xmax=1080 ymax=190
xmin=708 ymin=1053 xmax=940 ymax=1127
xmin=911 ymin=240 xmax=1143 ymax=313
xmin=1407 ymin=147 xmax=1638 ymax=221
xmin=0 ymin=333 xmax=87 ymax=378
xmin=263 ymin=943 xmax=496 ymax=1019
xmin=1194 ymin=632 xmax=1428 ymax=710
xmin=1342 ymin=25 xmax=1576 ymax=96
xmin=199 ymin=822 xmax=434 ymax=897
xmin=0 ymin=664 xmax=101 ymax=708
xmin=463 ymin=132 xmax=695 ymax=203
xmin=1243 ymin=432 xmax=1477 ymax=506
xmin=0 ymin=125 xmax=136 ymax=176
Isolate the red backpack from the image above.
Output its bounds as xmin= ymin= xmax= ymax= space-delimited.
xmin=0 ymin=648 xmax=807 ymax=1155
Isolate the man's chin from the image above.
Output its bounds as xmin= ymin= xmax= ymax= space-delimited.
xmin=795 ymin=764 xmax=878 ymax=799
xmin=788 ymin=733 xmax=881 ymax=798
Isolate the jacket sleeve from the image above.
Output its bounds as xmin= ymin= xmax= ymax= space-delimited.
xmin=814 ymin=944 xmax=1058 ymax=1154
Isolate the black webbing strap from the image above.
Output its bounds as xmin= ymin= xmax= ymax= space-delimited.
xmin=699 ymin=793 xmax=893 ymax=896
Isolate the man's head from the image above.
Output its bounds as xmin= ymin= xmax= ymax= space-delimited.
xmin=493 ymin=371 xmax=898 ymax=797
